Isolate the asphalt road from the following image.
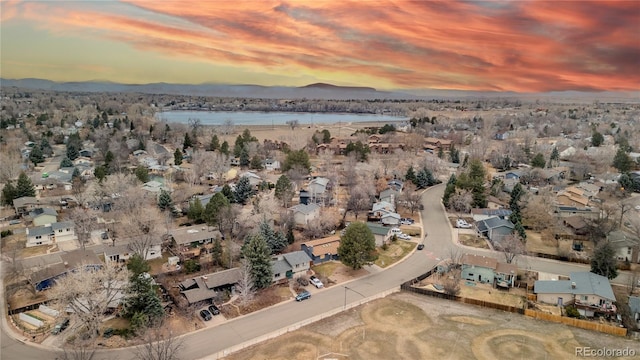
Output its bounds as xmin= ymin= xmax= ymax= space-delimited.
xmin=0 ymin=184 xmax=633 ymax=360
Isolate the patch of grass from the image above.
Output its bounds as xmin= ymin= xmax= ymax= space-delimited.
xmin=375 ymin=241 xmax=415 ymax=268
xmin=148 ymin=252 xmax=171 ymax=275
xmin=459 ymin=234 xmax=490 ymax=249
xmin=312 ymin=262 xmax=339 ymax=278
xmin=20 ymin=243 xmax=50 ymax=257
xmin=102 ymin=317 xmax=130 ymax=330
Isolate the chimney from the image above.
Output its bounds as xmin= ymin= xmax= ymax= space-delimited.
xmin=571 ymin=282 xmax=576 ymax=289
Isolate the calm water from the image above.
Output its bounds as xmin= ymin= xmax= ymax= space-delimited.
xmin=156 ymin=111 xmax=407 ymax=126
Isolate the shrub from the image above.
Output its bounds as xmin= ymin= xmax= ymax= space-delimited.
xmin=1 ymin=230 xmax=12 ymax=237
xmin=296 ymin=277 xmax=309 ymax=286
xmin=565 ymin=306 xmax=580 ymax=318
xmin=183 ymin=259 xmax=201 ymax=274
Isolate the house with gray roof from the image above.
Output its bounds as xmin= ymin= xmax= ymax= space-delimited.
xmin=29 ymin=207 xmax=58 ymax=226
xmin=14 ymin=196 xmax=40 ymax=215
xmin=30 ymin=249 xmax=102 ymax=291
xmin=461 ymin=254 xmax=517 ymax=288
xmin=534 ymin=272 xmax=616 ymax=317
xmin=365 ymin=222 xmax=392 ymax=247
xmin=471 ymin=208 xmax=512 ymax=222
xmin=381 ymin=212 xmax=401 ymax=226
xmin=379 ymin=188 xmax=399 ymax=205
xmin=476 ymin=216 xmax=514 ymax=243
xmin=607 ymin=230 xmax=639 ymax=263
xmin=26 ymin=221 xmax=76 ymax=247
xmin=289 ymin=203 xmax=320 ymax=226
xmin=271 ymin=250 xmax=312 ymax=283
xmin=629 ymin=296 xmax=640 ymax=324
xmin=306 ymin=177 xmax=332 ymax=205
xmin=179 ymin=268 xmax=242 ymax=305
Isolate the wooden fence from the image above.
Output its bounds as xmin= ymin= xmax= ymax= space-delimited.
xmin=524 ymin=309 xmax=627 ymax=337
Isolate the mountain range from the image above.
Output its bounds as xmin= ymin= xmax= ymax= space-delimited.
xmin=1 ymin=78 xmax=638 ymax=102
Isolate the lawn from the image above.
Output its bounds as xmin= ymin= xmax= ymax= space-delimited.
xmin=312 ymin=262 xmax=340 ymax=278
xmin=374 ymin=240 xmax=415 ymax=268
xmin=458 ymin=234 xmax=490 ymax=249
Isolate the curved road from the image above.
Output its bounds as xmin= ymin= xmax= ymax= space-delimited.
xmin=1 ymin=184 xmax=631 ymax=359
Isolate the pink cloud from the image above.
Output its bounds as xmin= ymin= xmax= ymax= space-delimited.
xmin=5 ymin=0 xmax=639 ymax=92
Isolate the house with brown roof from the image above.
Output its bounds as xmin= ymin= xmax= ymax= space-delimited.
xmin=179 ymin=268 xmax=242 ymax=305
xmin=556 ymin=186 xmax=590 ymax=207
xmin=424 ymin=137 xmax=453 ymax=151
xmin=460 ymin=254 xmax=517 ymax=288
xmin=30 ymin=249 xmax=103 ymax=291
xmin=301 ymin=236 xmax=341 ymax=264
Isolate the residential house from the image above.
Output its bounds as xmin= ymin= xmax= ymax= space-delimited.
xmin=141 ymin=180 xmax=169 ymax=194
xmin=104 ymin=237 xmax=163 ymax=265
xmin=607 ymin=230 xmax=639 ymax=263
xmin=553 ymin=205 xmax=599 ymax=220
xmin=179 ymin=268 xmax=242 ymax=305
xmin=534 ymin=272 xmax=616 ymax=316
xmin=503 ymin=171 xmax=523 ymax=180
xmin=379 ymin=188 xmax=399 ymax=205
xmin=366 ymin=222 xmax=391 ymax=247
xmin=470 ymin=208 xmax=512 ymax=222
xmin=271 ymin=251 xmax=312 ymax=283
xmin=14 ymin=196 xmax=40 ymax=216
xmin=78 ymin=149 xmax=94 ymax=158
xmin=424 ymin=137 xmax=452 ymax=152
xmin=381 ymin=212 xmax=401 ymax=226
xmin=387 ymin=179 xmax=404 ymax=192
xmin=460 ymin=254 xmax=517 ymax=288
xmin=263 ymin=158 xmax=281 ymax=171
xmin=495 ymin=131 xmax=509 ymax=140
xmin=169 ymin=226 xmax=221 ymax=259
xmin=486 ymin=196 xmax=508 ymax=210
xmin=239 ymin=171 xmax=263 ymax=187
xmin=289 ymin=203 xmax=321 ymax=226
xmin=563 ymin=216 xmax=589 ymax=236
xmin=370 ymin=201 xmax=395 ymax=218
xmin=307 ymin=177 xmax=332 ymax=205
xmin=29 ymin=208 xmax=58 ymax=226
xmin=301 ymin=236 xmax=340 ymax=264
xmin=26 ymin=221 xmax=76 ymax=247
xmin=30 ymin=249 xmax=103 ymax=291
xmin=476 ymin=217 xmax=515 ymax=243
xmin=556 ymin=186 xmax=590 ymax=207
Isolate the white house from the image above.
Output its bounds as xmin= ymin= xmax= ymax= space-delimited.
xmin=289 ymin=203 xmax=321 ymax=226
xmin=534 ymin=272 xmax=616 ymax=316
xmin=381 ymin=212 xmax=401 ymax=226
xmin=26 ymin=221 xmax=76 ymax=247
xmin=271 ymin=251 xmax=312 ymax=283
xmin=263 ymin=159 xmax=281 ymax=171
xmin=104 ymin=238 xmax=163 ymax=265
xmin=607 ymin=230 xmax=639 ymax=263
xmin=239 ymin=171 xmax=262 ymax=187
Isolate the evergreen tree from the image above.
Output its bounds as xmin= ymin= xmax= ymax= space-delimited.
xmin=242 ymin=234 xmax=273 ymax=289
xmin=618 ymin=173 xmax=633 ymax=194
xmin=514 ymin=222 xmax=527 ymax=240
xmin=40 ymin=138 xmax=52 ymax=157
xmin=234 ymin=135 xmax=244 ymax=157
xmin=66 ymin=133 xmax=81 ymax=160
xmin=104 ymin=150 xmax=115 ymax=170
xmin=591 ymin=131 xmax=604 ymax=147
xmin=211 ymin=238 xmax=223 ymax=267
xmin=220 ymin=141 xmax=230 ymax=156
xmin=1 ymin=182 xmax=17 ymax=206
xmin=72 ymin=167 xmax=80 ymax=179
xmin=174 ymin=148 xmax=183 ymax=165
xmin=612 ymin=148 xmax=633 ymax=173
xmin=415 ymin=167 xmax=436 ymax=189
xmin=274 ymin=175 xmax=294 ymax=207
xmin=590 ymin=242 xmax=618 ymax=280
xmin=124 ymin=255 xmax=164 ymax=331
xmin=209 ymin=134 xmax=220 ymax=151
xmin=239 ymin=146 xmax=250 ymax=167
xmin=442 ymin=174 xmax=457 ymax=207
xmin=550 ymin=147 xmax=559 ymax=165
xmin=183 ymin=132 xmax=193 ymax=150
xmin=449 ymin=145 xmax=460 ymax=164
xmin=127 ymin=253 xmax=151 ymax=276
xmin=287 ymin=225 xmax=295 ymax=245
xmin=438 ymin=147 xmax=444 ymax=159
xmin=250 ymin=155 xmax=263 ymax=170
xmin=16 ymin=172 xmax=36 ymax=198
xmin=203 ymin=192 xmax=230 ymax=228
xmin=157 ymin=189 xmax=173 ymax=211
xmin=187 ymin=198 xmax=205 ymax=222
xmin=322 ymin=129 xmax=331 ymax=143
xmin=282 ymin=149 xmax=311 ymax=172
xmin=94 ymin=165 xmax=108 ymax=183
xmin=60 ymin=157 xmax=73 ymax=168
xmin=221 ymin=184 xmax=234 ymax=202
xmin=405 ymin=165 xmax=417 ymax=184
xmin=337 ymin=222 xmax=377 ymax=270
xmin=134 ymin=165 xmax=150 ymax=183
xmin=258 ymin=220 xmax=288 ymax=254
xmin=29 ymin=145 xmax=44 ymax=166
xmin=530 ymin=153 xmax=546 ymax=168
xmin=234 ymin=176 xmax=254 ymax=205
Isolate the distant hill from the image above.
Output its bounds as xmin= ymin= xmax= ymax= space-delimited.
xmin=1 ymin=78 xmax=638 ymax=102
xmin=0 ymin=78 xmax=418 ymax=100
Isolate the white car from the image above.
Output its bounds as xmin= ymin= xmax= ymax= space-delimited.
xmin=397 ymin=233 xmax=411 ymax=240
xmin=456 ymin=219 xmax=472 ymax=229
xmin=309 ymin=276 xmax=324 ymax=289
xmin=390 ymin=227 xmax=402 ymax=235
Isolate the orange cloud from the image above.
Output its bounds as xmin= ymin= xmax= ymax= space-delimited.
xmin=3 ymin=0 xmax=639 ymax=92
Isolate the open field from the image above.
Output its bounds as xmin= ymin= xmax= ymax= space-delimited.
xmin=374 ymin=240 xmax=415 ymax=268
xmin=223 ymin=292 xmax=640 ymax=360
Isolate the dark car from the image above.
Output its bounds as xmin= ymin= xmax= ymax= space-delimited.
xmin=208 ymin=304 xmax=220 ymax=315
xmin=295 ymin=291 xmax=311 ymax=301
xmin=200 ymin=309 xmax=212 ymax=321
xmin=52 ymin=318 xmax=70 ymax=335
xmin=417 ymin=244 xmax=425 ymax=250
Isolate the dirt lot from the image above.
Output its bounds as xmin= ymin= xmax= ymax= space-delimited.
xmin=459 ymin=234 xmax=490 ymax=249
xmin=223 ymin=292 xmax=640 ymax=360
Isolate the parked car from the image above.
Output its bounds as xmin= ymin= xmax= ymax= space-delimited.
xmin=398 ymin=233 xmax=411 ymax=240
xmin=295 ymin=291 xmax=311 ymax=301
xmin=208 ymin=304 xmax=220 ymax=315
xmin=51 ymin=318 xmax=70 ymax=335
xmin=417 ymin=243 xmax=425 ymax=250
xmin=200 ymin=309 xmax=212 ymax=321
xmin=309 ymin=276 xmax=324 ymax=288
xmin=8 ymin=219 xmax=20 ymax=225
xmin=390 ymin=227 xmax=402 ymax=235
xmin=456 ymin=219 xmax=472 ymax=229
xmin=400 ymin=218 xmax=415 ymax=225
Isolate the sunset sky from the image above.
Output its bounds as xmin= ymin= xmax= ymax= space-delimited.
xmin=1 ymin=0 xmax=639 ymax=93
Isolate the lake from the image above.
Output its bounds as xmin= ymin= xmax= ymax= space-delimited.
xmin=156 ymin=111 xmax=407 ymax=126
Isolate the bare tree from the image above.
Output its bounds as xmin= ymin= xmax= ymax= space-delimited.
xmin=494 ymin=234 xmax=526 ymax=264
xmin=285 ymin=119 xmax=299 ymax=131
xmin=209 ymin=152 xmax=230 ymax=185
xmin=59 ymin=345 xmax=98 ymax=360
xmin=235 ymin=260 xmax=255 ymax=306
xmin=449 ymin=189 xmax=473 ymax=217
xmin=188 ymin=117 xmax=202 ymax=138
xmin=219 ymin=119 xmax=235 ymax=135
xmin=51 ymin=264 xmax=130 ymax=338
xmin=66 ymin=207 xmax=97 ymax=249
xmin=401 ymin=182 xmax=422 ymax=215
xmin=346 ymin=185 xmax=372 ymax=221
xmin=133 ymin=326 xmax=184 ymax=360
